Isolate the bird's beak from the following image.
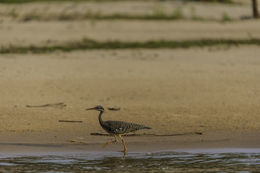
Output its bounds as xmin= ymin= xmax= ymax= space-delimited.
xmin=86 ymin=107 xmax=96 ymax=111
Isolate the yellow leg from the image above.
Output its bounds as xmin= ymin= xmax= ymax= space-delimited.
xmin=104 ymin=135 xmax=118 ymax=147
xmin=119 ymin=134 xmax=127 ymax=156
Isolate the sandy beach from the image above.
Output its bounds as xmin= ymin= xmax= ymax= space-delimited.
xmin=1 ymin=47 xmax=260 ymax=152
xmin=0 ymin=0 xmax=260 ymax=153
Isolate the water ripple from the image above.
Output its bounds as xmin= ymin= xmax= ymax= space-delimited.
xmin=0 ymin=150 xmax=259 ymax=172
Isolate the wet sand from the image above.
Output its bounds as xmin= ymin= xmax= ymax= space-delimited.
xmin=0 ymin=130 xmax=259 ymax=154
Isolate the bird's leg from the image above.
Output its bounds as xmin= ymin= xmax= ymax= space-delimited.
xmin=104 ymin=135 xmax=118 ymax=147
xmin=119 ymin=134 xmax=127 ymax=156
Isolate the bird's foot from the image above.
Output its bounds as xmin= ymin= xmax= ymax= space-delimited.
xmin=103 ymin=140 xmax=118 ymax=147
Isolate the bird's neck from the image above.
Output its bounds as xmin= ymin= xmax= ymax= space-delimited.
xmin=98 ymin=110 xmax=104 ymax=126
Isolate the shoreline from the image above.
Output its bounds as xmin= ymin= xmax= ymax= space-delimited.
xmin=0 ymin=130 xmax=259 ymax=155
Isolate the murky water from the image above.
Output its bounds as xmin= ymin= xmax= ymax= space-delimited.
xmin=0 ymin=149 xmax=260 ymax=172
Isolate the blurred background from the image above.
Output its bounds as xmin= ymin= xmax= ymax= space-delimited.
xmin=0 ymin=0 xmax=259 ymax=49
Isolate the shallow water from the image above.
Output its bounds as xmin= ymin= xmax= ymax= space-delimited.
xmin=0 ymin=149 xmax=260 ymax=172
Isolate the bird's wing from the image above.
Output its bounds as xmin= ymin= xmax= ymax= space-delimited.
xmin=104 ymin=120 xmax=151 ymax=134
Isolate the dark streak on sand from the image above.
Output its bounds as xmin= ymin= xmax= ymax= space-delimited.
xmin=2 ymin=38 xmax=260 ymax=54
xmin=107 ymin=107 xmax=121 ymax=111
xmin=58 ymin=120 xmax=83 ymax=123
xmin=26 ymin=102 xmax=66 ymax=108
xmin=90 ymin=132 xmax=203 ymax=137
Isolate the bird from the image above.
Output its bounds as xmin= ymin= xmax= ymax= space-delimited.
xmin=86 ymin=105 xmax=151 ymax=156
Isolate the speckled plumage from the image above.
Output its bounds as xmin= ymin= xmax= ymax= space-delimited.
xmin=101 ymin=120 xmax=151 ymax=134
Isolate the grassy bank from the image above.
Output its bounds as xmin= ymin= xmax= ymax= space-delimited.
xmin=21 ymin=11 xmax=190 ymax=22
xmin=18 ymin=8 xmax=235 ymax=22
xmin=1 ymin=38 xmax=260 ymax=54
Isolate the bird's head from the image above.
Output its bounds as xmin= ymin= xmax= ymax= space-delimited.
xmin=86 ymin=105 xmax=104 ymax=112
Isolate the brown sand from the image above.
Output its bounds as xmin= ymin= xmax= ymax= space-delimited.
xmin=0 ymin=47 xmax=260 ymax=152
xmin=0 ymin=0 xmax=260 ymax=152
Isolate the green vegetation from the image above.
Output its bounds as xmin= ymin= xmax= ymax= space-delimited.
xmin=1 ymin=38 xmax=260 ymax=54
xmin=189 ymin=6 xmax=204 ymax=21
xmin=221 ymin=12 xmax=232 ymax=22
xmin=15 ymin=5 xmax=233 ymax=22
xmin=171 ymin=8 xmax=184 ymax=19
xmin=3 ymin=4 xmax=233 ymax=22
xmin=21 ymin=11 xmax=187 ymax=22
xmin=20 ymin=10 xmax=233 ymax=22
xmin=7 ymin=8 xmax=18 ymax=18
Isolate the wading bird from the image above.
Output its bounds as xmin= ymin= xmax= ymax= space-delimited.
xmin=87 ymin=105 xmax=151 ymax=156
